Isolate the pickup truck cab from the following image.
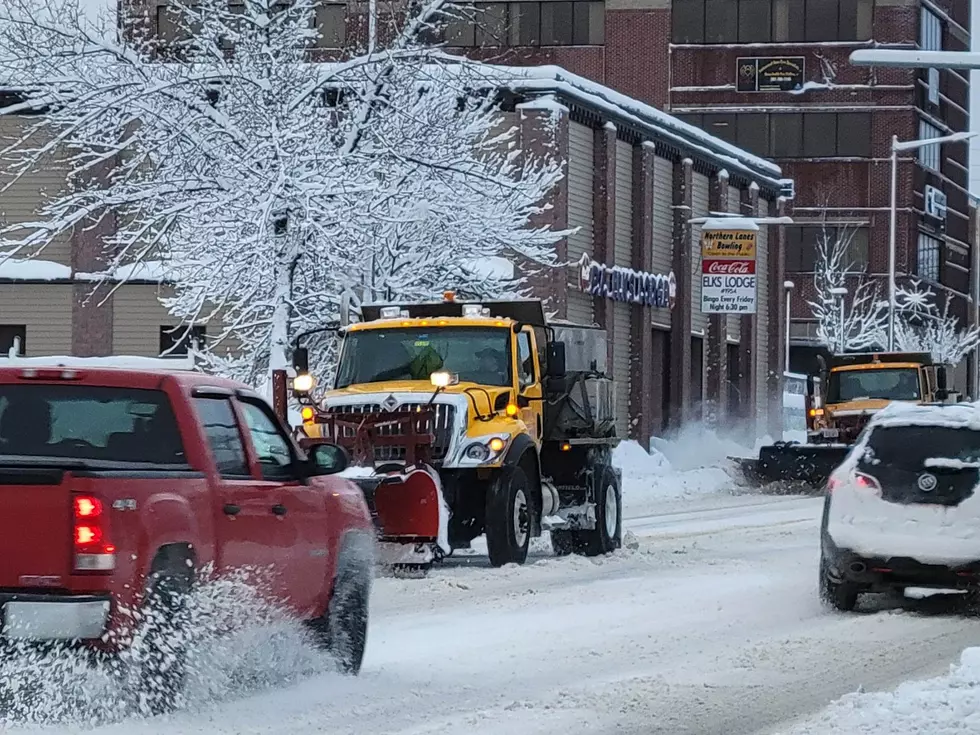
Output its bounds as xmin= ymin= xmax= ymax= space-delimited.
xmin=0 ymin=363 xmax=375 ymax=713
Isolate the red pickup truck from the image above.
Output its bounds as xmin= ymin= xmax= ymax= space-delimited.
xmin=0 ymin=364 xmax=375 ymax=712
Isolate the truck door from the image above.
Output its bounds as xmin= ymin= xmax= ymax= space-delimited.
xmin=194 ymin=395 xmax=281 ymax=585
xmin=234 ymin=396 xmax=329 ymax=617
xmin=516 ymin=328 xmax=544 ymax=445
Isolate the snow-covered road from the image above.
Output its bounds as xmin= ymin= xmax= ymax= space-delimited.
xmin=17 ymin=492 xmax=980 ymax=735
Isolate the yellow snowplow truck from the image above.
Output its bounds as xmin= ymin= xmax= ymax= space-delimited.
xmin=289 ymin=296 xmax=623 ymax=568
xmin=733 ymin=351 xmax=954 ymax=488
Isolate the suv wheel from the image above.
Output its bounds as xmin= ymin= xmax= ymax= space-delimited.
xmin=819 ymin=556 xmax=859 ymax=612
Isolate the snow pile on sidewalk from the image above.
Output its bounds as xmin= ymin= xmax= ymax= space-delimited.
xmin=785 ymin=647 xmax=980 ymax=734
xmin=614 ymin=426 xmax=750 ymax=513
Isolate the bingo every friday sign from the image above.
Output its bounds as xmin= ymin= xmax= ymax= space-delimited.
xmin=700 ymin=223 xmax=759 ymax=314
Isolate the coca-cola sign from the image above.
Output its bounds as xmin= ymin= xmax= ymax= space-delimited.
xmin=703 ymin=259 xmax=756 ymax=275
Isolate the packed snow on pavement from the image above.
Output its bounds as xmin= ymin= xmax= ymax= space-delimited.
xmin=3 ymin=429 xmax=977 ymax=735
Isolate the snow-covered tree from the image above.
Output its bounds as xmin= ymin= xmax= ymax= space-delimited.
xmin=810 ymin=227 xmax=885 ymax=353
xmin=0 ymin=0 xmax=566 ymax=386
xmin=809 ymin=226 xmax=979 ymax=365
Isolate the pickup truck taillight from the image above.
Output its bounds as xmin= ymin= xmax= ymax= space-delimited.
xmin=73 ymin=494 xmax=116 ymax=572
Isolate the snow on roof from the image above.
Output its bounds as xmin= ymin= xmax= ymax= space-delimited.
xmin=701 ymin=217 xmax=760 ymax=232
xmin=870 ymin=401 xmax=980 ymax=431
xmin=0 ymin=353 xmax=197 ymax=371
xmin=0 ymin=258 xmax=71 ymax=280
xmin=489 ymin=64 xmax=782 ymax=183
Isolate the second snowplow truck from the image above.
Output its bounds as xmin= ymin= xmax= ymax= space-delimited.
xmin=288 ymin=296 xmax=623 ymax=568
xmin=735 ymin=351 xmax=953 ymax=489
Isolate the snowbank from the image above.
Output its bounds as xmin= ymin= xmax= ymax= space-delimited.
xmin=784 ymin=647 xmax=980 ymax=734
xmin=614 ymin=430 xmax=745 ymax=515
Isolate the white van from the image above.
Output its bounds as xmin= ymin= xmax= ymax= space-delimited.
xmin=819 ymin=401 xmax=980 ymax=611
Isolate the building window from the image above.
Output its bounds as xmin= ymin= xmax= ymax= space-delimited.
xmin=672 ymin=0 xmax=871 ymax=44
xmin=315 ymin=3 xmax=346 ymax=47
xmin=677 ymin=112 xmax=871 ymax=159
xmin=786 ymin=226 xmax=868 ymax=273
xmin=0 ymin=325 xmax=26 ymax=356
xmin=917 ymin=232 xmax=941 ymax=281
xmin=160 ymin=325 xmax=206 ymax=357
xmin=446 ymin=1 xmax=603 ymax=46
xmin=917 ymin=118 xmax=942 ymax=171
xmin=156 ymin=3 xmax=199 ymax=41
xmin=919 ymin=7 xmax=942 ymax=105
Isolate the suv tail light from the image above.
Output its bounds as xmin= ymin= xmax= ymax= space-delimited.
xmin=73 ymin=494 xmax=116 ymax=572
xmin=828 ymin=472 xmax=881 ymax=495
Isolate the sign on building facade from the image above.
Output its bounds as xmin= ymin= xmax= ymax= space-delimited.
xmin=578 ymin=255 xmax=676 ymax=310
xmin=700 ymin=225 xmax=758 ymax=314
xmin=736 ymin=57 xmax=806 ymax=93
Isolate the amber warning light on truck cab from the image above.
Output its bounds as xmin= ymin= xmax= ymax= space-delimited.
xmin=73 ymin=494 xmax=116 ymax=572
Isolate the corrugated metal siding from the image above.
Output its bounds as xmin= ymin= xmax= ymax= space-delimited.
xmin=0 ymin=284 xmax=72 ymax=355
xmin=727 ymin=184 xmax=742 ymax=344
xmin=613 ymin=140 xmax=633 ymax=438
xmin=756 ymin=213 xmax=770 ymax=423
xmin=0 ymin=117 xmax=72 ymax=266
xmin=690 ymin=173 xmax=710 ymax=335
xmin=112 ymin=284 xmax=172 ymax=356
xmin=112 ymin=284 xmax=241 ymax=357
xmin=651 ymin=156 xmax=673 ymax=329
xmin=566 ymin=122 xmax=595 ymax=326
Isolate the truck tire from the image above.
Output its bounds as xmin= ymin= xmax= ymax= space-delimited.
xmin=134 ymin=562 xmax=193 ymax=715
xmin=578 ymin=464 xmax=622 ymax=557
xmin=310 ymin=568 xmax=371 ymax=675
xmin=485 ymin=466 xmax=532 ymax=567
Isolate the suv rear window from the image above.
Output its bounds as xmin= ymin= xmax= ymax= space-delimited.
xmin=861 ymin=425 xmax=980 ymax=471
xmin=0 ymin=385 xmax=186 ymax=465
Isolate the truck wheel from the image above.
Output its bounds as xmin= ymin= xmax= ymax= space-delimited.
xmin=134 ymin=564 xmax=193 ymax=715
xmin=310 ymin=569 xmax=370 ymax=675
xmin=485 ymin=466 xmax=532 ymax=567
xmin=579 ymin=464 xmax=622 ymax=557
xmin=818 ymin=557 xmax=859 ymax=612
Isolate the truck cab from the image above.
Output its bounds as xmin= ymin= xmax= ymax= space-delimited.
xmin=292 ymin=296 xmax=622 ymax=568
xmin=810 ymin=352 xmax=950 ymax=445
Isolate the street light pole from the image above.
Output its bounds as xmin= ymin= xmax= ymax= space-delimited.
xmin=783 ymin=280 xmax=794 ymax=373
xmin=830 ymin=286 xmax=848 ymax=354
xmin=888 ymin=135 xmax=898 ymax=351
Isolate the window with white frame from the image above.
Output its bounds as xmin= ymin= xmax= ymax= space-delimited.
xmin=919 ymin=7 xmax=942 ymax=105
xmin=917 ymin=118 xmax=942 ymax=171
xmin=917 ymin=232 xmax=941 ymax=282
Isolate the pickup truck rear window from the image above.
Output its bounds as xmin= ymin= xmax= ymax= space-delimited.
xmin=0 ymin=385 xmax=187 ymax=465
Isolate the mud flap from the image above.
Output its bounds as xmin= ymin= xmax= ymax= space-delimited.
xmin=359 ymin=465 xmax=451 ymax=555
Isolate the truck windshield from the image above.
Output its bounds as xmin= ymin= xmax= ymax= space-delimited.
xmin=335 ymin=327 xmax=512 ymax=388
xmin=827 ymin=368 xmax=920 ymax=402
xmin=0 ymin=385 xmax=187 ymax=465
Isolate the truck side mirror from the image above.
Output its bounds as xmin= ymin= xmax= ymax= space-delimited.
xmin=805 ymin=375 xmax=815 ymax=397
xmin=293 ymin=346 xmax=309 ymax=374
xmin=547 ymin=341 xmax=566 ymax=379
xmin=936 ymin=366 xmax=949 ymax=400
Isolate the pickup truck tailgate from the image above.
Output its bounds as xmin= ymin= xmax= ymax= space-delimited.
xmin=0 ymin=467 xmax=72 ymax=587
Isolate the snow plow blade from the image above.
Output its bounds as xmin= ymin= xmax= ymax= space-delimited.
xmin=731 ymin=442 xmax=851 ymax=489
xmin=352 ymin=467 xmax=443 ymax=543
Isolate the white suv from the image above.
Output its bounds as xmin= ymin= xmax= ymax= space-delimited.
xmin=819 ymin=401 xmax=980 ymax=611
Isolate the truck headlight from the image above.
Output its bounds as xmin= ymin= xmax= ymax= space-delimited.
xmin=465 ymin=443 xmax=490 ymax=461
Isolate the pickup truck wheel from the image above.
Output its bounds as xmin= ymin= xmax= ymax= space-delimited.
xmin=485 ymin=467 xmax=532 ymax=567
xmin=577 ymin=465 xmax=622 ymax=557
xmin=311 ymin=569 xmax=370 ymax=675
xmin=134 ymin=567 xmax=192 ymax=715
